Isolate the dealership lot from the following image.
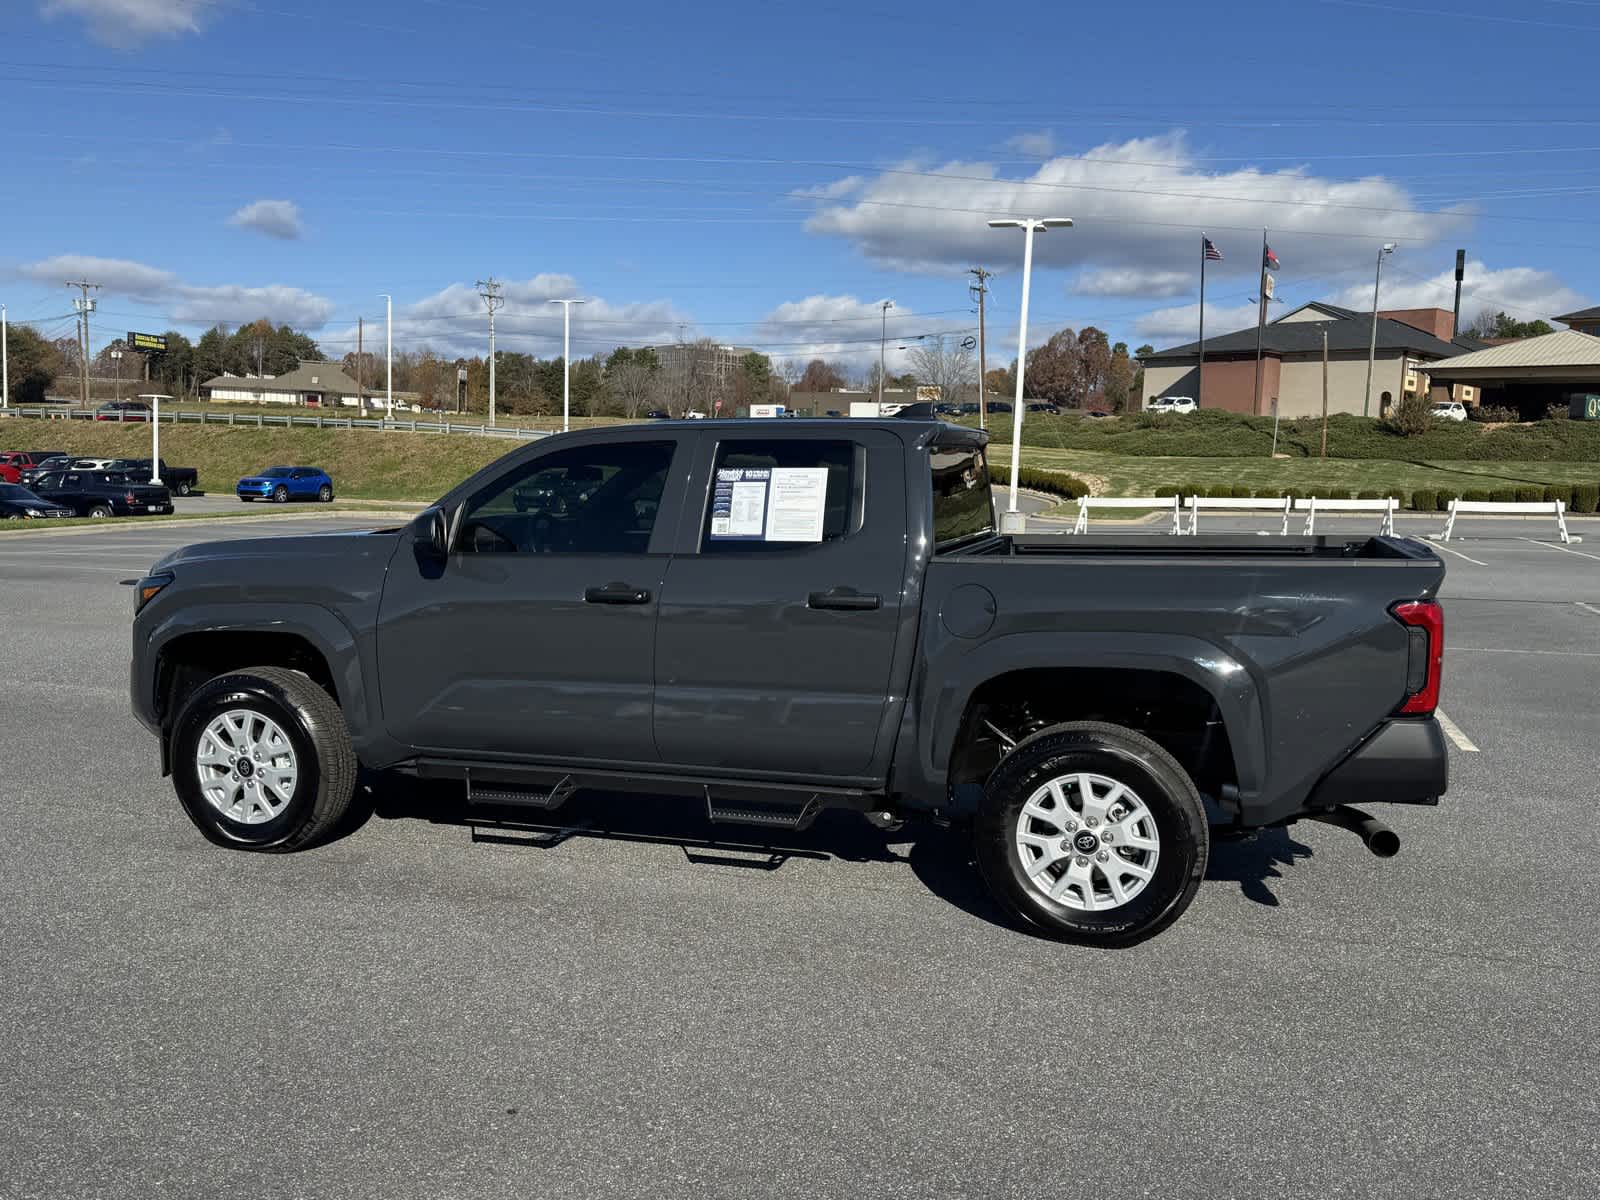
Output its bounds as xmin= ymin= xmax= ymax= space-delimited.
xmin=2 ymin=516 xmax=1597 ymax=1199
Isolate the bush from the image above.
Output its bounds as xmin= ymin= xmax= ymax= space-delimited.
xmin=1544 ymin=485 xmax=1575 ymax=507
xmin=1544 ymin=403 xmax=1570 ymax=421
xmin=1411 ymin=488 xmax=1438 ymax=512
xmin=1385 ymin=392 xmax=1434 ymax=437
xmin=1015 ymin=467 xmax=1091 ymax=499
xmin=1574 ymin=484 xmax=1600 ymax=514
xmin=1229 ymin=484 xmax=1253 ymax=498
xmin=1153 ymin=484 xmax=1179 ymax=498
xmin=1435 ymin=488 xmax=1461 ymax=509
xmin=1515 ymin=486 xmax=1546 ymax=503
xmin=1469 ymin=404 xmax=1518 ymax=423
xmin=1355 ymin=489 xmax=1384 ymax=500
xmin=1491 ymin=487 xmax=1517 ymax=503
xmin=1463 ymin=488 xmax=1494 ymax=502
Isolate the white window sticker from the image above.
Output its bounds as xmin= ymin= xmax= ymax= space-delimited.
xmin=764 ymin=467 xmax=829 ymax=542
xmin=708 ymin=467 xmax=771 ymax=539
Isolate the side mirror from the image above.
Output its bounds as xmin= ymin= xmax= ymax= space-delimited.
xmin=414 ymin=505 xmax=452 ymax=560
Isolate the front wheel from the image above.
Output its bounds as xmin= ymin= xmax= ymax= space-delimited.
xmin=88 ymin=504 xmax=113 ymax=519
xmin=170 ymin=666 xmax=357 ymax=852
xmin=317 ymin=484 xmax=333 ymax=503
xmin=974 ymin=721 xmax=1208 ymax=947
xmin=273 ymin=485 xmax=289 ymax=503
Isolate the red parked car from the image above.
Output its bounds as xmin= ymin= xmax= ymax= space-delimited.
xmin=0 ymin=450 xmax=68 ymax=484
xmin=94 ymin=401 xmax=151 ymax=422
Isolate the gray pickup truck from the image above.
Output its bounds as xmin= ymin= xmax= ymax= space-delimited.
xmin=130 ymin=417 xmax=1447 ymax=944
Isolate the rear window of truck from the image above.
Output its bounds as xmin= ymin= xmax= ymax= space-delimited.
xmin=931 ymin=444 xmax=995 ymax=547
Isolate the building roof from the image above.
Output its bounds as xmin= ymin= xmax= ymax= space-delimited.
xmin=1142 ymin=308 xmax=1476 ymax=363
xmin=1555 ymin=305 xmax=1600 ymax=324
xmin=203 ymin=362 xmax=364 ymax=394
xmin=1422 ymin=329 xmax=1600 ymax=377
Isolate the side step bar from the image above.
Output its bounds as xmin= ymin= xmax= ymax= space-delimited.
xmin=466 ymin=769 xmax=577 ymax=812
xmin=704 ymin=787 xmax=821 ymax=831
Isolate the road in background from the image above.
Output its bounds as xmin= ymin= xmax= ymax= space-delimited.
xmin=1 ymin=521 xmax=1597 ymax=1199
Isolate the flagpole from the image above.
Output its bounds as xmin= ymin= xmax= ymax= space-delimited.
xmin=1252 ymin=228 xmax=1267 ymax=418
xmin=1197 ymin=234 xmax=1207 ymax=409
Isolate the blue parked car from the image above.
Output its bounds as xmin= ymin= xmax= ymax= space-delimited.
xmin=237 ymin=465 xmax=335 ymax=503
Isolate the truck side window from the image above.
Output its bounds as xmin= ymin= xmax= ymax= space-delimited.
xmin=701 ymin=439 xmax=855 ymax=552
xmin=458 ymin=441 xmax=676 ymax=555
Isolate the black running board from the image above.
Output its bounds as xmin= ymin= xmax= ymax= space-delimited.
xmin=704 ymin=787 xmax=821 ymax=831
xmin=465 ymin=769 xmax=576 ymax=812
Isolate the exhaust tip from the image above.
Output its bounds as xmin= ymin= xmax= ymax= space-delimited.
xmin=1308 ymin=805 xmax=1401 ymax=859
xmin=1366 ymin=827 xmax=1401 ymax=858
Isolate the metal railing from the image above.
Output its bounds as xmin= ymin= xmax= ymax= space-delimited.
xmin=1 ymin=406 xmax=550 ymax=441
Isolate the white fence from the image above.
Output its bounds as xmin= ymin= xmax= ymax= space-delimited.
xmin=1437 ymin=499 xmax=1571 ymax=544
xmin=1 ymin=406 xmax=548 ymax=441
xmin=1299 ymin=496 xmax=1396 ymax=537
xmin=1184 ymin=495 xmax=1294 ymax=536
xmin=1072 ymin=495 xmax=1184 ymax=535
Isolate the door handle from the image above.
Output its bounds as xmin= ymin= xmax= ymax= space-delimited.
xmin=808 ymin=587 xmax=881 ymax=612
xmin=584 ymin=583 xmax=652 ymax=605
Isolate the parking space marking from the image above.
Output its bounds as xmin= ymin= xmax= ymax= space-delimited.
xmin=1577 ymin=602 xmax=1600 ymax=617
xmin=1518 ymin=536 xmax=1600 ymax=563
xmin=1428 ymin=541 xmax=1489 ymax=566
xmin=1450 ymin=646 xmax=1600 ymax=656
xmin=1435 ymin=709 xmax=1480 ymax=753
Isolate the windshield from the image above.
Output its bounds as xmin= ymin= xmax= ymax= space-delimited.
xmin=259 ymin=467 xmax=293 ymax=478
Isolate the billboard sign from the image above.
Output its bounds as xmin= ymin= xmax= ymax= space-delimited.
xmin=127 ymin=331 xmax=168 ymax=354
xmin=750 ymin=404 xmax=786 ymax=419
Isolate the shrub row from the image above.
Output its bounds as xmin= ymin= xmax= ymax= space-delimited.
xmin=1014 ymin=466 xmax=1091 ymax=499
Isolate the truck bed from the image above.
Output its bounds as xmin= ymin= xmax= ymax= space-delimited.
xmin=951 ymin=533 xmax=1438 ymax=561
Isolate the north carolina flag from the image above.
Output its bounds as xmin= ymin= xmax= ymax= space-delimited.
xmin=1264 ymin=245 xmax=1281 ymax=271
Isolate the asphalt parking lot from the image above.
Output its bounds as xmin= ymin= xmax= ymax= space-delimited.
xmin=2 ymin=513 xmax=1597 ymax=1199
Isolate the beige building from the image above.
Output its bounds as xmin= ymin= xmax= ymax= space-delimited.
xmin=202 ymin=362 xmax=416 ymax=408
xmin=1141 ymin=303 xmax=1484 ymax=416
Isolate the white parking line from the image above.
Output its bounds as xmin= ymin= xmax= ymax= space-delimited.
xmin=1435 ymin=709 xmax=1480 ymax=753
xmin=1429 ymin=541 xmax=1489 ymax=566
xmin=1518 ymin=537 xmax=1600 ymax=562
xmin=1450 ymin=646 xmax=1600 ymax=657
xmin=1577 ymin=602 xmax=1600 ymax=617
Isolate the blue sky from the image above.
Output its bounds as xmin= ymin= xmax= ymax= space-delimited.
xmin=4 ymin=0 xmax=1596 ymax=375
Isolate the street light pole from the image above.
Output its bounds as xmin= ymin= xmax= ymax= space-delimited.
xmin=878 ymin=299 xmax=893 ymax=407
xmin=1 ymin=304 xmax=8 ymax=409
xmin=548 ymin=298 xmax=587 ymax=433
xmin=988 ymin=216 xmax=1073 ymax=532
xmin=380 ymin=294 xmax=393 ymax=419
xmin=111 ymin=349 xmax=123 ymax=401
xmin=1363 ymin=243 xmax=1395 ymax=418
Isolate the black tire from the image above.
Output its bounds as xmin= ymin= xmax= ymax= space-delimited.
xmin=974 ymin=721 xmax=1208 ymax=947
xmin=239 ymin=496 xmax=251 ymax=503
xmin=176 ymin=481 xmax=192 ymax=496
xmin=318 ymin=484 xmax=333 ymax=503
xmin=88 ymin=504 xmax=113 ymax=519
xmin=170 ymin=665 xmax=357 ymax=853
xmin=273 ymin=485 xmax=289 ymax=503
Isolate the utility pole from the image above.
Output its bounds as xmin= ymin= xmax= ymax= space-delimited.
xmin=1363 ymin=243 xmax=1395 ymax=418
xmin=67 ymin=279 xmax=100 ymax=409
xmin=380 ymin=294 xmax=394 ymax=418
xmin=969 ymin=268 xmax=991 ymax=428
xmin=356 ymin=317 xmax=365 ymax=411
xmin=548 ymin=298 xmax=586 ymax=433
xmin=2 ymin=304 xmax=8 ymax=409
xmin=476 ymin=277 xmax=504 ymax=425
xmin=878 ymin=299 xmax=894 ymax=408
xmin=1321 ymin=328 xmax=1330 ymax=458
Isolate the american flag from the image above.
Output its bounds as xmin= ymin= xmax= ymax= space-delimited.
xmin=1203 ymin=237 xmax=1223 ymax=261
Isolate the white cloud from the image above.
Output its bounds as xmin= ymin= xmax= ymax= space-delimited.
xmin=16 ymin=253 xmax=334 ymax=328
xmin=322 ymin=274 xmax=694 ymax=361
xmin=805 ymin=132 xmax=1470 ymax=283
xmin=789 ymin=177 xmax=864 ymax=201
xmin=1134 ymin=300 xmax=1265 ymax=345
xmin=755 ymin=294 xmax=974 ymax=372
xmin=228 ymin=199 xmax=303 ymax=240
xmin=41 ymin=0 xmax=212 ymax=48
xmin=1003 ymin=129 xmax=1056 ymax=157
xmin=1073 ymin=268 xmax=1191 ymax=298
xmin=1333 ymin=260 xmax=1586 ymax=329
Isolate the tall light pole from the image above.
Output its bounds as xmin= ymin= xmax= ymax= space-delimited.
xmin=988 ymin=217 xmax=1073 ymax=532
xmin=2 ymin=304 xmax=9 ymax=409
xmin=548 ymin=298 xmax=586 ymax=433
xmin=111 ymin=348 xmax=123 ymax=401
xmin=878 ymin=299 xmax=894 ymax=407
xmin=380 ymin=294 xmax=393 ymax=418
xmin=1363 ymin=243 xmax=1396 ymax=418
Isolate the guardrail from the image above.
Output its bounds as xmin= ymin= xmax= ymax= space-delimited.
xmin=1437 ymin=498 xmax=1571 ymax=544
xmin=1184 ymin=495 xmax=1293 ymax=536
xmin=1071 ymin=495 xmax=1184 ymax=535
xmin=1 ymin=406 xmax=550 ymax=441
xmin=1298 ymin=496 xmax=1397 ymax=537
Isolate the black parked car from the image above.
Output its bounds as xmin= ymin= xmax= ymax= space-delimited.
xmin=114 ymin=458 xmax=200 ymax=496
xmin=28 ymin=470 xmax=174 ymax=518
xmin=18 ymin=455 xmax=77 ymax=488
xmin=0 ymin=483 xmax=75 ymax=520
xmin=644 ymin=409 xmax=672 ymax=420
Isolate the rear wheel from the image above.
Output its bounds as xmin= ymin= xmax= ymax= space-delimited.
xmin=176 ymin=480 xmax=192 ymax=496
xmin=317 ymin=483 xmax=333 ymax=503
xmin=974 ymin=721 xmax=1208 ymax=947
xmin=273 ymin=485 xmax=289 ymax=503
xmin=88 ymin=504 xmax=113 ymax=519
xmin=170 ymin=665 xmax=357 ymax=852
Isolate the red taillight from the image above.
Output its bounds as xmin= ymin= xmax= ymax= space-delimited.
xmin=126 ymin=492 xmax=138 ymax=504
xmin=1391 ymin=600 xmax=1443 ymax=715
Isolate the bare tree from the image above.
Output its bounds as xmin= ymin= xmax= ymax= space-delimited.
xmin=905 ymin=335 xmax=977 ymax=405
xmin=608 ymin=358 xmax=657 ymax=418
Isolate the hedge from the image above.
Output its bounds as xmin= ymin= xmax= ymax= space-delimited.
xmin=1014 ymin=466 xmax=1091 ymax=499
xmin=1574 ymin=484 xmax=1600 ymax=514
xmin=1515 ymin=486 xmax=1546 ymax=504
xmin=1411 ymin=489 xmax=1438 ymax=512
